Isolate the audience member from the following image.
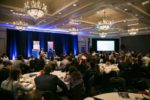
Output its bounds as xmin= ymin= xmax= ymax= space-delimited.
xmin=1 ymin=68 xmax=33 ymax=100
xmin=34 ymin=64 xmax=68 ymax=100
xmin=64 ymin=66 xmax=85 ymax=100
xmin=0 ymin=61 xmax=12 ymax=85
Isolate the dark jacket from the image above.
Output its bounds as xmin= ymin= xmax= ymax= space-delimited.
xmin=34 ymin=74 xmax=67 ymax=100
xmin=34 ymin=74 xmax=68 ymax=100
xmin=35 ymin=74 xmax=68 ymax=92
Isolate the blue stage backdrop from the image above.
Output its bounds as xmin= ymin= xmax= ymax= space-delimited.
xmin=7 ymin=29 xmax=78 ymax=59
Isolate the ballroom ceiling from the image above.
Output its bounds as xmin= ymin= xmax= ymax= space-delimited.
xmin=0 ymin=0 xmax=150 ymax=37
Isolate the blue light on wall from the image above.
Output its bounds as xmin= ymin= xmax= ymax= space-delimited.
xmin=12 ymin=34 xmax=17 ymax=59
xmin=62 ymin=45 xmax=67 ymax=55
xmin=7 ymin=29 xmax=78 ymax=59
xmin=73 ymin=35 xmax=78 ymax=55
xmin=27 ymin=33 xmax=32 ymax=57
xmin=62 ymin=39 xmax=67 ymax=55
xmin=40 ymin=33 xmax=44 ymax=50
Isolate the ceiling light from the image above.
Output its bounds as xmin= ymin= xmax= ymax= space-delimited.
xmin=69 ymin=27 xmax=78 ymax=35
xmin=142 ymin=1 xmax=150 ymax=5
xmin=96 ymin=10 xmax=112 ymax=31
xmin=68 ymin=19 xmax=80 ymax=25
xmin=80 ymin=16 xmax=83 ymax=19
xmin=128 ymin=23 xmax=139 ymax=26
xmin=58 ymin=12 xmax=62 ymax=15
xmin=11 ymin=10 xmax=27 ymax=16
xmin=128 ymin=28 xmax=138 ymax=35
xmin=99 ymin=32 xmax=107 ymax=38
xmin=13 ymin=20 xmax=28 ymax=31
xmin=124 ymin=9 xmax=128 ymax=11
xmin=11 ymin=11 xmax=28 ymax=31
xmin=97 ymin=11 xmax=100 ymax=14
xmin=73 ymin=4 xmax=77 ymax=6
xmin=24 ymin=0 xmax=47 ymax=19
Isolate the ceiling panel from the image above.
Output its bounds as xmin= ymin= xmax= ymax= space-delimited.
xmin=0 ymin=0 xmax=150 ymax=37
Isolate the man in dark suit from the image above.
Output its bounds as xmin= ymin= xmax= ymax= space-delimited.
xmin=34 ymin=64 xmax=68 ymax=100
xmin=48 ymin=48 xmax=55 ymax=59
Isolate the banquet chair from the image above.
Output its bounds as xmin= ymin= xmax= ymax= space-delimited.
xmin=134 ymin=79 xmax=149 ymax=91
xmin=17 ymin=90 xmax=42 ymax=100
xmin=0 ymin=87 xmax=14 ymax=100
xmin=70 ymin=82 xmax=86 ymax=100
xmin=109 ymin=77 xmax=126 ymax=92
xmin=41 ymin=91 xmax=56 ymax=100
xmin=18 ymin=90 xmax=57 ymax=100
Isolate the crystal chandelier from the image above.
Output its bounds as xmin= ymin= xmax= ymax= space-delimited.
xmin=24 ymin=0 xmax=47 ymax=19
xmin=128 ymin=28 xmax=138 ymax=35
xmin=69 ymin=28 xmax=78 ymax=35
xmin=99 ymin=32 xmax=107 ymax=38
xmin=96 ymin=11 xmax=112 ymax=31
xmin=13 ymin=20 xmax=28 ymax=31
xmin=68 ymin=19 xmax=80 ymax=25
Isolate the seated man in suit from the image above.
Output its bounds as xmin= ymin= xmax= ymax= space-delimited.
xmin=34 ymin=64 xmax=68 ymax=100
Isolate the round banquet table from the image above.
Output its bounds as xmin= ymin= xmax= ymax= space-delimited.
xmin=20 ymin=71 xmax=69 ymax=92
xmin=84 ymin=92 xmax=150 ymax=100
xmin=99 ymin=63 xmax=119 ymax=74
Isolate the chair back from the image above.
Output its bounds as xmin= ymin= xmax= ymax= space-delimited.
xmin=39 ymin=91 xmax=56 ymax=100
xmin=109 ymin=77 xmax=126 ymax=92
xmin=0 ymin=88 xmax=14 ymax=100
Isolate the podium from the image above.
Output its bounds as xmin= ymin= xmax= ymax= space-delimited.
xmin=32 ymin=49 xmax=39 ymax=58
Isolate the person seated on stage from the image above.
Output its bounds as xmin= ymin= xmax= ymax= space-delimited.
xmin=34 ymin=64 xmax=68 ymax=100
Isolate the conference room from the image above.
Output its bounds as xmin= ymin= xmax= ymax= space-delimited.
xmin=0 ymin=0 xmax=150 ymax=100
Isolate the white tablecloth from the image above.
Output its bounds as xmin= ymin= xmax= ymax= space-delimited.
xmin=20 ymin=71 xmax=69 ymax=92
xmin=84 ymin=92 xmax=150 ymax=100
xmin=99 ymin=63 xmax=119 ymax=74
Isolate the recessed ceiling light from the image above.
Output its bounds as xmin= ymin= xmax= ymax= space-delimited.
xmin=124 ymin=9 xmax=128 ymax=11
xmin=97 ymin=11 xmax=100 ymax=14
xmin=128 ymin=23 xmax=139 ymax=26
xmin=142 ymin=0 xmax=150 ymax=5
xmin=10 ymin=10 xmax=13 ymax=12
xmin=123 ymin=20 xmax=126 ymax=22
xmin=58 ymin=12 xmax=62 ymax=14
xmin=80 ymin=16 xmax=83 ymax=19
xmin=73 ymin=4 xmax=77 ymax=6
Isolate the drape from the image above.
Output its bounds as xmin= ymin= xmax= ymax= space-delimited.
xmin=7 ymin=29 xmax=78 ymax=59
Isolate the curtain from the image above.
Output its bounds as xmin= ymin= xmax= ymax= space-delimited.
xmin=7 ymin=29 xmax=78 ymax=59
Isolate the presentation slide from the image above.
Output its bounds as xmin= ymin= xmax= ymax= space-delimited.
xmin=97 ymin=40 xmax=115 ymax=51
